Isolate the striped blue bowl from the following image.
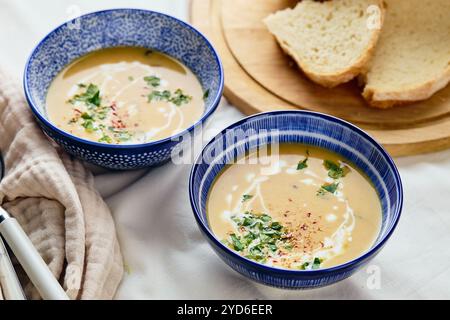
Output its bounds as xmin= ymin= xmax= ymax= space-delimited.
xmin=189 ymin=110 xmax=403 ymax=289
xmin=24 ymin=9 xmax=223 ymax=170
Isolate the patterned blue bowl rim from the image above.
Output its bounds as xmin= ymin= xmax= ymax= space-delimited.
xmin=23 ymin=8 xmax=224 ymax=149
xmin=189 ymin=110 xmax=403 ymax=275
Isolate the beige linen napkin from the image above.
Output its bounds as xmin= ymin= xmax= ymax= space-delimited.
xmin=0 ymin=69 xmax=123 ymax=299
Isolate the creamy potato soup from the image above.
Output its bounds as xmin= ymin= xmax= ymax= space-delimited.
xmin=207 ymin=144 xmax=382 ymax=270
xmin=46 ymin=47 xmax=205 ymax=144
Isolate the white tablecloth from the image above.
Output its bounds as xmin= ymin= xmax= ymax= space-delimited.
xmin=1 ymin=0 xmax=449 ymax=300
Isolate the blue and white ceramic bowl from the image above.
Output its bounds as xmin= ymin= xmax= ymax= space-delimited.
xmin=24 ymin=9 xmax=223 ymax=170
xmin=189 ymin=110 xmax=403 ymax=289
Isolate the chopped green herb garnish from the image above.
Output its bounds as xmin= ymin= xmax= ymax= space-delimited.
xmin=318 ymin=182 xmax=340 ymax=195
xmin=98 ymin=134 xmax=113 ymax=144
xmin=147 ymin=90 xmax=171 ymax=102
xmin=81 ymin=112 xmax=93 ymax=120
xmin=81 ymin=119 xmax=95 ymax=133
xmin=77 ymin=83 xmax=87 ymax=88
xmin=242 ymin=216 xmax=254 ymax=226
xmin=300 ymin=262 xmax=310 ymax=270
xmin=312 ymin=257 xmax=323 ymax=269
xmin=170 ymin=89 xmax=192 ymax=106
xmin=323 ymin=160 xmax=348 ymax=179
xmin=203 ymin=89 xmax=210 ymax=101
xmin=128 ymin=76 xmax=134 ymax=81
xmin=260 ymin=214 xmax=271 ymax=223
xmin=66 ymin=83 xmax=135 ymax=143
xmin=145 ymin=84 xmax=192 ymax=107
xmin=242 ymin=194 xmax=253 ymax=202
xmin=116 ymin=131 xmax=133 ymax=142
xmin=270 ymin=221 xmax=282 ymax=230
xmin=106 ymin=127 xmax=134 ymax=142
xmin=68 ymin=117 xmax=77 ymax=124
xmin=144 ymin=75 xmax=161 ymax=87
xmin=300 ymin=258 xmax=323 ymax=270
xmin=230 ymin=234 xmax=244 ymax=251
xmin=225 ymin=212 xmax=291 ymax=264
xmin=297 ymin=158 xmax=308 ymax=170
xmin=96 ymin=106 xmax=109 ymax=120
xmin=69 ymin=83 xmax=101 ymax=107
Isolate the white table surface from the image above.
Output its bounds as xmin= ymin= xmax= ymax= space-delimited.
xmin=1 ymin=0 xmax=449 ymax=300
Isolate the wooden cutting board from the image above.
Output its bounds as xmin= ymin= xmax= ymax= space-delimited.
xmin=190 ymin=0 xmax=450 ymax=156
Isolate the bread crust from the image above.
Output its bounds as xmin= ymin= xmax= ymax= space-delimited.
xmin=265 ymin=0 xmax=386 ymax=88
xmin=363 ymin=66 xmax=450 ymax=108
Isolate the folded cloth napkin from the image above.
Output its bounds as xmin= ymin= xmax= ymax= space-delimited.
xmin=0 ymin=69 xmax=123 ymax=299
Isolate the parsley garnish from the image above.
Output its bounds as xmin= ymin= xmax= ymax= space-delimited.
xmin=297 ymin=158 xmax=308 ymax=170
xmin=323 ymin=160 xmax=348 ymax=179
xmin=147 ymin=88 xmax=192 ymax=106
xmin=318 ymin=182 xmax=340 ymax=195
xmin=116 ymin=131 xmax=133 ymax=142
xmin=242 ymin=194 xmax=254 ymax=202
xmin=96 ymin=106 xmax=109 ymax=120
xmin=147 ymin=90 xmax=171 ymax=102
xmin=300 ymin=257 xmax=323 ymax=270
xmin=224 ymin=213 xmax=290 ymax=263
xmin=230 ymin=234 xmax=244 ymax=251
xmin=67 ymin=83 xmax=135 ymax=143
xmin=98 ymin=134 xmax=113 ymax=144
xmin=312 ymin=257 xmax=323 ymax=269
xmin=143 ymin=75 xmax=161 ymax=87
xmin=69 ymin=83 xmax=101 ymax=107
xmin=170 ymin=89 xmax=192 ymax=106
xmin=81 ymin=112 xmax=93 ymax=120
xmin=81 ymin=119 xmax=95 ymax=133
xmin=300 ymin=262 xmax=310 ymax=270
xmin=203 ymin=89 xmax=210 ymax=101
xmin=107 ymin=127 xmax=133 ymax=142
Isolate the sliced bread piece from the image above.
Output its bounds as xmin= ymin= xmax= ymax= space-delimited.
xmin=264 ymin=0 xmax=385 ymax=88
xmin=362 ymin=0 xmax=450 ymax=108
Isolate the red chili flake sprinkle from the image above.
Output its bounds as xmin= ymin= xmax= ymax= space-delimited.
xmin=73 ymin=108 xmax=82 ymax=114
xmin=111 ymin=119 xmax=126 ymax=129
xmin=110 ymin=102 xmax=117 ymax=111
xmin=306 ymin=212 xmax=311 ymax=218
xmin=288 ymin=198 xmax=293 ymax=202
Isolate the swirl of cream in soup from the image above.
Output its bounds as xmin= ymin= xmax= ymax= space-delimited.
xmin=46 ymin=47 xmax=205 ymax=144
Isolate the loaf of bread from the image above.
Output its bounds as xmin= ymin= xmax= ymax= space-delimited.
xmin=264 ymin=0 xmax=385 ymax=88
xmin=362 ymin=0 xmax=450 ymax=108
